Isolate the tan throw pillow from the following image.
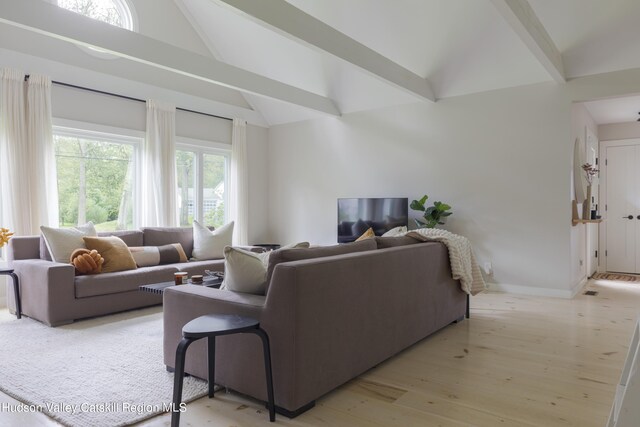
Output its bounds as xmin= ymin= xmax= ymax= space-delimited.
xmin=356 ymin=227 xmax=375 ymax=241
xmin=129 ymin=243 xmax=188 ymax=267
xmin=83 ymin=236 xmax=137 ymax=273
xmin=222 ymin=241 xmax=310 ymax=295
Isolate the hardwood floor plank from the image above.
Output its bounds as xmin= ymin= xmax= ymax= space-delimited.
xmin=0 ymin=280 xmax=637 ymax=426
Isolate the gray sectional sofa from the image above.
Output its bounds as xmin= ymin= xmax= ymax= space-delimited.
xmin=163 ymin=237 xmax=467 ymax=417
xmin=6 ymin=227 xmax=227 ymax=326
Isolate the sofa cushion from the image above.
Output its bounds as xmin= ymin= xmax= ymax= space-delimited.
xmin=265 ymin=239 xmax=377 ymax=292
xmin=129 ymin=243 xmax=188 ymax=267
xmin=192 ymin=220 xmax=234 ymax=260
xmin=40 ymin=222 xmax=97 ymax=263
xmin=374 ymin=236 xmax=423 ymax=249
xmin=83 ymin=236 xmax=137 ymax=273
xmin=142 ymin=227 xmax=195 ymax=258
xmin=75 ymin=265 xmax=179 ymax=298
xmin=97 ymin=230 xmax=144 ymax=247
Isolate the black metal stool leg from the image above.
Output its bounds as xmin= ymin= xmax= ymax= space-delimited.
xmin=10 ymin=273 xmax=21 ymax=319
xmin=208 ymin=336 xmax=216 ymax=398
xmin=172 ymin=337 xmax=194 ymax=427
xmin=254 ymin=328 xmax=275 ymax=422
xmin=466 ymin=293 xmax=470 ymax=319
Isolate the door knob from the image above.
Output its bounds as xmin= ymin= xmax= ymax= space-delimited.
xmin=624 ymin=215 xmax=634 ymax=219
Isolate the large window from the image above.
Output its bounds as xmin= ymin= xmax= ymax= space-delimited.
xmin=54 ymin=128 xmax=140 ymax=231
xmin=176 ymin=145 xmax=229 ymax=229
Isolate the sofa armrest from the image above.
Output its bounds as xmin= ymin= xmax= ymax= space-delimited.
xmin=7 ymin=236 xmax=40 ymax=263
xmin=163 ymin=285 xmax=265 ymax=367
xmin=11 ymin=259 xmax=76 ymax=326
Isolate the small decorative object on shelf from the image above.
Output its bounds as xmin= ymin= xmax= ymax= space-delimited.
xmin=0 ymin=227 xmax=13 ymax=248
xmin=581 ymin=163 xmax=599 ymax=220
xmin=410 ymin=195 xmax=452 ymax=228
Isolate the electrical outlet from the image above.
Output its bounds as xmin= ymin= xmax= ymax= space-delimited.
xmin=483 ymin=262 xmax=493 ymax=275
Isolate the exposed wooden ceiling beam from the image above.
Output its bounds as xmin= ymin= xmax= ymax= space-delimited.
xmin=215 ymin=0 xmax=436 ymax=102
xmin=0 ymin=0 xmax=340 ymax=116
xmin=490 ymin=0 xmax=565 ymax=83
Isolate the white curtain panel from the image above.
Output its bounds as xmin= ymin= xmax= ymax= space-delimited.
xmin=0 ymin=70 xmax=58 ymax=235
xmin=0 ymin=69 xmax=30 ymax=235
xmin=229 ymin=118 xmax=248 ymax=245
xmin=142 ymin=100 xmax=177 ymax=227
xmin=27 ymin=74 xmax=59 ymax=230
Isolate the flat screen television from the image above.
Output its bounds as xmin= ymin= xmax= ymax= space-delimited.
xmin=337 ymin=198 xmax=408 ymax=243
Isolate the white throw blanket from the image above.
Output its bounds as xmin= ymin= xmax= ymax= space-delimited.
xmin=404 ymin=228 xmax=486 ymax=295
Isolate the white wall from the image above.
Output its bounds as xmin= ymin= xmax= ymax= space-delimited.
xmin=246 ymin=125 xmax=270 ymax=244
xmin=570 ymin=104 xmax=598 ymax=289
xmin=599 ymin=122 xmax=640 ymax=141
xmin=268 ymin=82 xmax=574 ymax=295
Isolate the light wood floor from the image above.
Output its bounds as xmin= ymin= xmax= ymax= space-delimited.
xmin=1 ymin=279 xmax=637 ymax=426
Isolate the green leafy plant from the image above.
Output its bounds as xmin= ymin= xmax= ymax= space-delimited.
xmin=410 ymin=195 xmax=452 ymax=228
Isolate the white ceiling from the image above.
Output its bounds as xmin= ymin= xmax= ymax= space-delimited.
xmin=583 ymin=94 xmax=640 ymax=125
xmin=3 ymin=0 xmax=640 ymax=125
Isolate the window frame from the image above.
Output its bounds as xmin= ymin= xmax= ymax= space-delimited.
xmin=55 ymin=0 xmax=138 ymax=59
xmin=176 ymin=137 xmax=230 ymax=227
xmin=52 ymin=119 xmax=143 ymax=230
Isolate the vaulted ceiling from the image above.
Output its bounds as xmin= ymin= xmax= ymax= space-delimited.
xmin=1 ymin=0 xmax=640 ymax=126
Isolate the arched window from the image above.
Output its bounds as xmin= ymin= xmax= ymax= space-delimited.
xmin=57 ymin=0 xmax=137 ymax=31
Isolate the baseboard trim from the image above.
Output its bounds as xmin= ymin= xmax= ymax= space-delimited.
xmin=487 ymin=279 xmax=586 ymax=299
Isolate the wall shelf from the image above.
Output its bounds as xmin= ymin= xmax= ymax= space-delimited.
xmin=572 ymin=200 xmax=602 ymax=226
xmin=572 ymin=219 xmax=603 ymax=226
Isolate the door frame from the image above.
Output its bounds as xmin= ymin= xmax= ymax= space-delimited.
xmin=586 ymin=127 xmax=599 ymax=276
xmin=598 ymin=138 xmax=640 ymax=272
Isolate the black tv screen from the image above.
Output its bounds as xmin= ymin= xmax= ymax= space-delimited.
xmin=337 ymin=198 xmax=408 ymax=243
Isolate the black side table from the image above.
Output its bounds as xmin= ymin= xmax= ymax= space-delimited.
xmin=171 ymin=314 xmax=275 ymax=426
xmin=0 ymin=268 xmax=21 ymax=319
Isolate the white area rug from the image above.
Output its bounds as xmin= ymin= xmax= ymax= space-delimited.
xmin=0 ymin=307 xmax=207 ymax=426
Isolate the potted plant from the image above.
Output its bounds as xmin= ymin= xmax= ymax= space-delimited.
xmin=410 ymin=195 xmax=452 ymax=228
xmin=0 ymin=227 xmax=12 ymax=249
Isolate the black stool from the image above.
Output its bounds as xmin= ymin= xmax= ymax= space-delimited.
xmin=171 ymin=314 xmax=275 ymax=426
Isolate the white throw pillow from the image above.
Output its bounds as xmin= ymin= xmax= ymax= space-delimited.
xmin=382 ymin=226 xmax=408 ymax=237
xmin=221 ymin=241 xmax=310 ymax=295
xmin=40 ymin=222 xmax=97 ymax=263
xmin=191 ymin=220 xmax=234 ymax=260
xmin=221 ymin=247 xmax=270 ymax=294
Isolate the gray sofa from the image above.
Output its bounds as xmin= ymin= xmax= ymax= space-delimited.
xmin=163 ymin=237 xmax=467 ymax=417
xmin=6 ymin=227 xmax=226 ymax=326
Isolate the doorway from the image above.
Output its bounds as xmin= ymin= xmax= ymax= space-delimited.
xmin=599 ymin=139 xmax=640 ymax=274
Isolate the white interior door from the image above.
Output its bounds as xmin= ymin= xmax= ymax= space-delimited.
xmin=606 ymin=144 xmax=638 ymax=273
